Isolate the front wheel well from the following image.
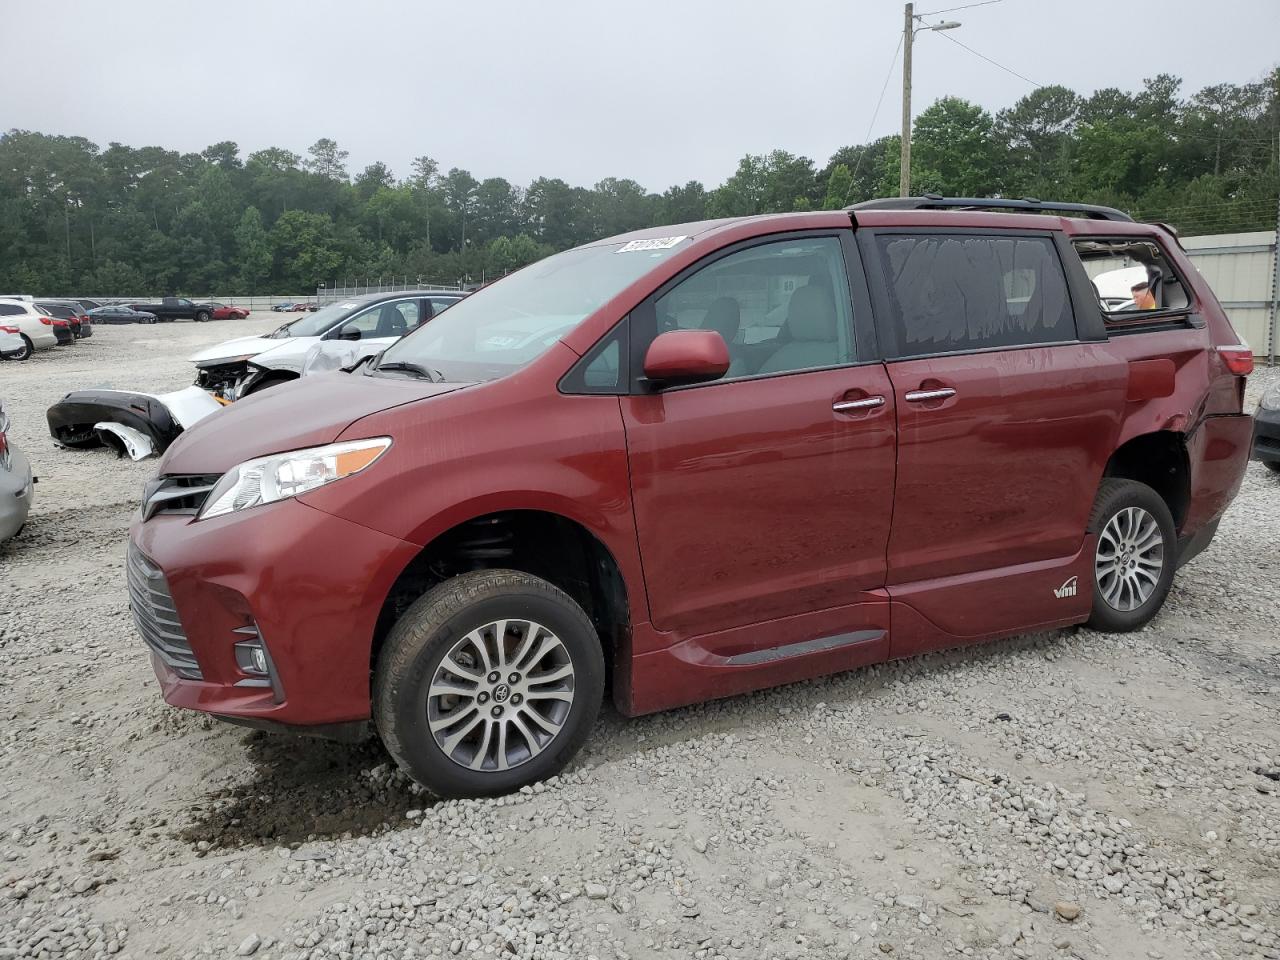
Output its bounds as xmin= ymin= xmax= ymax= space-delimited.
xmin=1102 ymin=431 xmax=1190 ymax=531
xmin=370 ymin=510 xmax=629 ymax=690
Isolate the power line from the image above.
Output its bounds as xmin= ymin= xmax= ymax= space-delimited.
xmin=935 ymin=29 xmax=1040 ymax=88
xmin=848 ymin=30 xmax=906 ymax=189
xmin=916 ymin=0 xmax=1003 ymax=15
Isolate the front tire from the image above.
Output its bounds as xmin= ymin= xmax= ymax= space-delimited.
xmin=242 ymin=374 xmax=296 ymax=395
xmin=195 ymin=310 xmax=210 ymax=323
xmin=374 ymin=569 xmax=604 ymax=798
xmin=1086 ymin=479 xmax=1176 ymax=632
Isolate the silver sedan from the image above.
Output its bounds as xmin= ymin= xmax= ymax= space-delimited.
xmin=0 ymin=400 xmax=33 ymax=544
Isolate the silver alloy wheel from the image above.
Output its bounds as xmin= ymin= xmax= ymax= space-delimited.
xmin=427 ymin=619 xmax=575 ymax=772
xmin=1095 ymin=505 xmax=1164 ymax=612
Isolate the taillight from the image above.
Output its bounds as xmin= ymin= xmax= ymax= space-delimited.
xmin=1217 ymin=345 xmax=1254 ymax=377
xmin=0 ymin=325 xmax=17 ymax=334
xmin=39 ymin=317 xmax=53 ymax=325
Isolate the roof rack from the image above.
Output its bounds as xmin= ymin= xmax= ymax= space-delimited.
xmin=848 ymin=194 xmax=1134 ymax=223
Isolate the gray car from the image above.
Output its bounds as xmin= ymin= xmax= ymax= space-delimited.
xmin=0 ymin=399 xmax=34 ymax=544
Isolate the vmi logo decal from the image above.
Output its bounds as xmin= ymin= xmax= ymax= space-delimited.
xmin=1053 ymin=576 xmax=1078 ymax=599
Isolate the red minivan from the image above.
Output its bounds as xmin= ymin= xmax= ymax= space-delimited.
xmin=129 ymin=197 xmax=1254 ymax=797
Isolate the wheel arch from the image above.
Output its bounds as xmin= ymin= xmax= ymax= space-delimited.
xmin=370 ymin=508 xmax=632 ymax=703
xmin=1102 ymin=430 xmax=1191 ymax=531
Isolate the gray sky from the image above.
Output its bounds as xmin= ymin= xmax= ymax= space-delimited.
xmin=5 ymin=0 xmax=1278 ymax=190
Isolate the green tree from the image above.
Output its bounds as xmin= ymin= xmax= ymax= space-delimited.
xmin=234 ymin=206 xmax=272 ymax=290
xmin=822 ymin=164 xmax=853 ymax=209
xmin=911 ymin=97 xmax=1003 ymax=196
xmin=304 ymin=138 xmax=349 ymax=181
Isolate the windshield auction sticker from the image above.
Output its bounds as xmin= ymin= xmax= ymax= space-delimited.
xmin=616 ymin=236 xmax=688 ymax=253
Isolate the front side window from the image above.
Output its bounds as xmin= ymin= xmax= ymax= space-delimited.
xmin=652 ymin=236 xmax=856 ymax=380
xmin=874 ymin=233 xmax=1075 ymax=357
xmin=341 ymin=300 xmax=419 ymax=339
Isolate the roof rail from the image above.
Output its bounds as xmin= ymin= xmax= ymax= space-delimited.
xmin=848 ymin=194 xmax=1134 ymax=223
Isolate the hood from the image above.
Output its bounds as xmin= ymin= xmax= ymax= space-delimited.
xmin=160 ymin=371 xmax=468 ymax=474
xmin=188 ymin=335 xmax=285 ymax=366
xmin=248 ymin=336 xmax=325 ymax=374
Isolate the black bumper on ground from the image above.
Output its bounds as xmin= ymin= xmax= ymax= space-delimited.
xmin=1252 ymin=405 xmax=1280 ymax=463
xmin=46 ymin=390 xmax=183 ymax=451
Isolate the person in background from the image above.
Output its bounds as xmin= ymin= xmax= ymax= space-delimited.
xmin=1130 ymin=279 xmax=1158 ymax=310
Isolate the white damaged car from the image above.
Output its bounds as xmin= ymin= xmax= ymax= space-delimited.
xmin=189 ymin=289 xmax=465 ymax=399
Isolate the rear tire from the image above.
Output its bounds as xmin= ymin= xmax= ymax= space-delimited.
xmin=374 ymin=569 xmax=605 ymax=799
xmin=11 ymin=335 xmax=33 ymax=361
xmin=1085 ymin=479 xmax=1177 ymax=633
xmin=1265 ymin=461 xmax=1280 ymax=476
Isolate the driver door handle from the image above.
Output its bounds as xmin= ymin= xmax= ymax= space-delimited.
xmin=904 ymin=387 xmax=957 ymax=403
xmin=833 ymin=396 xmax=886 ymax=412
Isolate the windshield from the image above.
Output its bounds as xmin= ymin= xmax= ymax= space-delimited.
xmin=377 ymin=239 xmax=687 ymax=382
xmin=273 ymin=300 xmax=357 ymax=338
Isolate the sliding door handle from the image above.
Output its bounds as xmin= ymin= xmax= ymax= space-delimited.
xmin=904 ymin=387 xmax=956 ymax=403
xmin=833 ymin=395 xmax=886 ymax=412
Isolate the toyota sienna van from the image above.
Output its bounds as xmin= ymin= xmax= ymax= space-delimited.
xmin=129 ymin=197 xmax=1254 ymax=798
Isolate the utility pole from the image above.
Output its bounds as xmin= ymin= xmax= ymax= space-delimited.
xmin=899 ymin=6 xmax=961 ymax=198
xmin=900 ymin=3 xmax=914 ymax=198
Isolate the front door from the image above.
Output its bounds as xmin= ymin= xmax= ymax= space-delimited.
xmin=621 ymin=233 xmax=896 ymax=647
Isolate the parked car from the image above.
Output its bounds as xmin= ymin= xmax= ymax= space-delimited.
xmin=36 ymin=299 xmax=93 ymax=339
xmin=0 ymin=299 xmax=60 ymax=359
xmin=1252 ymin=382 xmax=1280 ymax=475
xmin=0 ymin=398 xmax=34 ymax=545
xmin=189 ymin=290 xmax=465 ymax=398
xmin=0 ymin=327 xmax=27 ymax=360
xmin=130 ymin=196 xmax=1254 ymax=799
xmin=127 ymin=297 xmax=214 ymax=322
xmin=271 ymin=302 xmax=296 ymax=312
xmin=209 ymin=302 xmax=250 ymax=320
xmin=292 ymin=302 xmax=319 ymax=312
xmin=88 ymin=305 xmax=159 ymax=325
xmin=73 ymin=298 xmax=103 ymax=311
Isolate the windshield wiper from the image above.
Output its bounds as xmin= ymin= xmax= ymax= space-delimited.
xmin=376 ymin=361 xmax=441 ymax=382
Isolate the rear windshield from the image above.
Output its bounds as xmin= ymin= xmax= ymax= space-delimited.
xmin=376 ymin=239 xmax=688 ymax=382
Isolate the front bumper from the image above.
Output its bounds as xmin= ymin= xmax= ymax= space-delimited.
xmin=129 ymin=497 xmax=420 ymax=726
xmin=1252 ymin=405 xmax=1280 ymax=463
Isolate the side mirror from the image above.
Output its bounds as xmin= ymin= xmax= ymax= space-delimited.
xmin=642 ymin=330 xmax=729 ymax=388
xmin=338 ymin=326 xmax=361 ymax=341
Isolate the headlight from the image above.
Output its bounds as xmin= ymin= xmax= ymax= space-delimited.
xmin=1260 ymin=384 xmax=1280 ymax=413
xmin=197 ymin=437 xmax=391 ymax=520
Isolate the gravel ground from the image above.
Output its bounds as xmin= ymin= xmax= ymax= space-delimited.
xmin=2 ymin=318 xmax=1279 ymax=960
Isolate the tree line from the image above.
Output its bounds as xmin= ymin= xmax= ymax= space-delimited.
xmin=1 ymin=70 xmax=1277 ymax=296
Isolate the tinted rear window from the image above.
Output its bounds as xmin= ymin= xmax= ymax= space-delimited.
xmin=873 ymin=233 xmax=1075 ymax=357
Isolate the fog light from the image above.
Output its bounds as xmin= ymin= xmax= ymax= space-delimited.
xmin=234 ymin=640 xmax=269 ymax=676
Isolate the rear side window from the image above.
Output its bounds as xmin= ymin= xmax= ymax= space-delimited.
xmin=873 ymin=233 xmax=1075 ymax=358
xmin=1072 ymin=237 xmax=1191 ymax=327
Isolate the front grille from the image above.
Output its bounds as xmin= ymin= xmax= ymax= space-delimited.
xmin=142 ymin=474 xmax=221 ymax=520
xmin=127 ymin=544 xmax=202 ymax=679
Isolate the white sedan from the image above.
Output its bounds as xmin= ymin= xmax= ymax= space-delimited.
xmin=0 ymin=299 xmax=60 ymax=360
